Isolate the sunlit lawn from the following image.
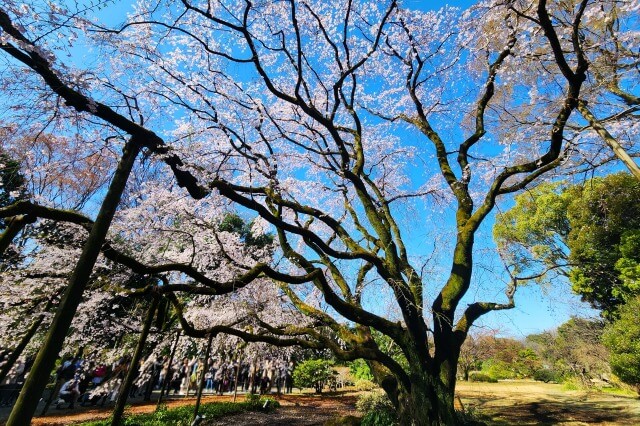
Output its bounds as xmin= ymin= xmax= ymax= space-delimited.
xmin=456 ymin=380 xmax=640 ymax=425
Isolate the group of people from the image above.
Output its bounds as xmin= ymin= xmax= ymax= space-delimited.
xmin=0 ymin=352 xmax=34 ymax=406
xmin=54 ymin=355 xmax=130 ymax=409
xmin=139 ymin=354 xmax=295 ymax=397
xmin=1 ymin=349 xmax=297 ymax=411
xmin=0 ymin=352 xmax=32 ymax=386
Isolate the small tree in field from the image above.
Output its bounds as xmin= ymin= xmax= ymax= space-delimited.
xmin=293 ymin=359 xmax=334 ymax=394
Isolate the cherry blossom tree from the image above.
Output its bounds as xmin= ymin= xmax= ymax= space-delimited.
xmin=1 ymin=1 xmax=639 ymax=425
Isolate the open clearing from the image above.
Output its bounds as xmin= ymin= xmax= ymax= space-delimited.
xmin=2 ymin=381 xmax=638 ymax=425
xmin=457 ymin=381 xmax=640 ymax=425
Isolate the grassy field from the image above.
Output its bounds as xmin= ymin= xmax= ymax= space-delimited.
xmin=457 ymin=380 xmax=640 ymax=425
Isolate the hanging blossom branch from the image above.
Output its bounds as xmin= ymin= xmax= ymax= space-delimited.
xmin=0 ymin=200 xmax=319 ymax=293
xmin=0 ymin=8 xmax=208 ymax=199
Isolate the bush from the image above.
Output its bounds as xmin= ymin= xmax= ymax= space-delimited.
xmin=324 ymin=415 xmax=362 ymax=426
xmin=356 ymin=391 xmax=398 ymax=426
xmin=293 ymin=359 xmax=334 ymax=393
xmin=361 ymin=410 xmax=398 ymax=426
xmin=469 ymin=372 xmax=498 ymax=383
xmin=533 ymin=368 xmax=560 ymax=383
xmin=482 ymin=360 xmax=514 ymax=380
xmin=561 ymin=376 xmax=582 ymax=391
xmin=356 ymin=391 xmax=393 ymax=413
xmin=245 ymin=392 xmax=279 ymax=411
xmin=354 ymin=379 xmax=377 ymax=391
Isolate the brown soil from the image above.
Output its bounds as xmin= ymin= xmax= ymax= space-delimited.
xmin=206 ymin=394 xmax=358 ymax=426
xmin=22 ymin=393 xmax=359 ymax=426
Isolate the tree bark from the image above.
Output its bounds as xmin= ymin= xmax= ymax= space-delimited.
xmin=0 ymin=214 xmax=33 ymax=255
xmin=0 ymin=299 xmax=52 ymax=384
xmin=156 ymin=329 xmax=181 ymax=410
xmin=193 ymin=333 xmax=213 ymax=422
xmin=577 ymin=100 xmax=640 ymax=180
xmin=5 ymin=138 xmax=141 ymax=426
xmin=395 ymin=375 xmax=458 ymax=426
xmin=40 ymin=347 xmax=84 ymax=416
xmin=111 ymin=296 xmax=159 ymax=426
xmin=232 ymin=352 xmax=242 ymax=403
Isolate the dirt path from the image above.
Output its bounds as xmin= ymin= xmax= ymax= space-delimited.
xmin=28 ymin=395 xmax=242 ymax=426
xmin=16 ymin=393 xmax=358 ymax=426
xmin=206 ymin=395 xmax=358 ymax=426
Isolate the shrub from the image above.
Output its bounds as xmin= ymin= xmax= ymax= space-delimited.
xmin=361 ymin=410 xmax=398 ymax=426
xmin=356 ymin=391 xmax=393 ymax=413
xmin=469 ymin=372 xmax=498 ymax=383
xmin=561 ymin=376 xmax=582 ymax=391
xmin=324 ymin=415 xmax=362 ymax=426
xmin=293 ymin=359 xmax=334 ymax=393
xmin=356 ymin=391 xmax=398 ymax=426
xmin=354 ymin=379 xmax=377 ymax=391
xmin=482 ymin=360 xmax=514 ymax=380
xmin=533 ymin=368 xmax=560 ymax=383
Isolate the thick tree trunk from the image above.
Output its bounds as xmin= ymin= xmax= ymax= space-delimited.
xmin=112 ymin=296 xmax=159 ymax=426
xmin=5 ymin=139 xmax=141 ymax=426
xmin=396 ymin=376 xmax=458 ymax=426
xmin=373 ymin=349 xmax=460 ymax=426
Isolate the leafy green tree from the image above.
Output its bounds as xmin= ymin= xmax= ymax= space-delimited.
xmin=602 ymin=296 xmax=640 ymax=395
xmin=494 ymin=173 xmax=640 ymax=317
xmin=513 ymin=349 xmax=542 ymax=379
xmin=479 ymin=337 xmax=525 ymax=380
xmin=292 ymin=359 xmax=335 ymax=394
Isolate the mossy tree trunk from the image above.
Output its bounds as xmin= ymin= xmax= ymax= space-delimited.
xmin=395 ymin=379 xmax=457 ymax=426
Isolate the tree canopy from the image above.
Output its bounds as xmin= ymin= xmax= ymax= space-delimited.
xmin=494 ymin=173 xmax=640 ymax=317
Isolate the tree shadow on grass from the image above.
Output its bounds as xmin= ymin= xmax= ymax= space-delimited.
xmin=470 ymin=399 xmax=638 ymax=425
